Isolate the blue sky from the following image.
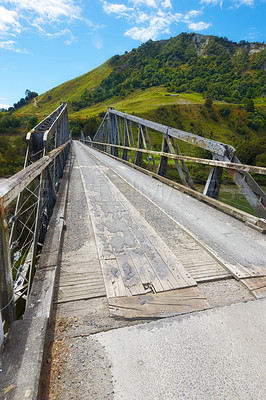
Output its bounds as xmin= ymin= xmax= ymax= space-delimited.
xmin=0 ymin=0 xmax=265 ymax=108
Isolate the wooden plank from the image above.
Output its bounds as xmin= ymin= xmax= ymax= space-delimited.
xmin=58 ymin=276 xmax=103 ymax=286
xmin=58 ymin=284 xmax=105 ymax=294
xmin=100 ymin=258 xmax=130 ymax=298
xmin=60 ymin=263 xmax=102 ymax=273
xmin=115 ymin=253 xmax=146 ymax=296
xmin=127 ymin=248 xmax=164 ymax=293
xmin=240 ymin=277 xmax=266 ymax=299
xmin=108 ymin=287 xmax=210 ymax=319
xmin=55 ymin=290 xmax=106 ymax=304
xmin=80 ymin=161 xmax=196 ymax=298
xmin=96 ymin=166 xmax=197 ymax=290
xmin=57 ymin=280 xmax=105 ymax=289
xmin=89 ymin=140 xmax=266 ymax=175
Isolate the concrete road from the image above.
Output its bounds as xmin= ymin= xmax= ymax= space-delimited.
xmin=95 ymin=299 xmax=266 ymax=400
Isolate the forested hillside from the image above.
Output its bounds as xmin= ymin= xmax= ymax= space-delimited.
xmin=72 ymin=33 xmax=266 ymax=111
xmin=16 ymin=32 xmax=266 ymax=115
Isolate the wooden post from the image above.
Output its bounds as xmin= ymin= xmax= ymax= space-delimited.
xmin=0 ymin=209 xmax=15 ymax=326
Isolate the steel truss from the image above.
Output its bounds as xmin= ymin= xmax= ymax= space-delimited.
xmin=88 ymin=107 xmax=266 ymax=219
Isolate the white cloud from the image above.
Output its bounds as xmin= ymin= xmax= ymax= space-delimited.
xmin=200 ymin=0 xmax=221 ymax=4
xmin=0 ymin=39 xmax=30 ymax=53
xmin=102 ymin=1 xmax=180 ymax=41
xmin=236 ymin=0 xmax=254 ymax=5
xmin=103 ymin=1 xmax=133 ymax=15
xmin=188 ymin=21 xmax=211 ymax=30
xmin=161 ymin=0 xmax=172 ymax=8
xmin=45 ymin=28 xmax=78 ymax=44
xmin=184 ymin=9 xmax=203 ymax=20
xmin=0 ymin=1 xmax=87 ymax=52
xmin=101 ymin=1 xmax=213 ymax=41
xmin=0 ymin=6 xmax=21 ymax=34
xmin=201 ymin=0 xmax=255 ymax=6
xmin=125 ymin=10 xmax=182 ymax=41
xmin=4 ymin=0 xmax=81 ymax=22
xmin=130 ymin=0 xmax=158 ymax=7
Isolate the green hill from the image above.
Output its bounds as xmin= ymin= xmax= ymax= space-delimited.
xmin=16 ymin=32 xmax=266 ymax=117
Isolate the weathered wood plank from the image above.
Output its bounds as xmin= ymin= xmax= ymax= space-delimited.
xmin=88 ymin=140 xmax=266 ymax=175
xmin=80 ymin=160 xmax=196 ymax=299
xmin=127 ymin=248 xmax=164 ymax=293
xmin=116 ymin=253 xmax=146 ymax=296
xmin=240 ymin=277 xmax=266 ymax=299
xmin=96 ymin=166 xmax=197 ymax=290
xmin=100 ymin=258 xmax=131 ymax=298
xmin=108 ymin=287 xmax=210 ymax=319
xmin=56 ymin=290 xmax=106 ymax=303
xmin=58 ymin=276 xmax=103 ymax=286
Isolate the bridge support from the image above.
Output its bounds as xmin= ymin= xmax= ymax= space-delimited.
xmin=0 ymin=210 xmax=15 ymax=331
xmin=204 ymin=166 xmax=223 ymax=199
xmin=122 ymin=120 xmax=129 ymax=161
xmin=157 ymin=137 xmax=169 ymax=177
xmin=135 ymin=126 xmax=144 ymax=167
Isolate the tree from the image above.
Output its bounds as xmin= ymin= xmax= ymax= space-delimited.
xmin=25 ymin=89 xmax=38 ymax=100
xmin=84 ymin=117 xmax=99 ymax=138
xmin=245 ymin=99 xmax=255 ymax=113
xmin=204 ymin=96 xmax=213 ymax=108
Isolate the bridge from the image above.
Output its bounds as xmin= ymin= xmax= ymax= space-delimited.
xmin=0 ymin=105 xmax=266 ymax=399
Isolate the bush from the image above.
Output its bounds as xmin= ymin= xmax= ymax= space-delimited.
xmin=219 ymin=106 xmax=232 ymax=118
xmin=204 ymin=97 xmax=213 ymax=108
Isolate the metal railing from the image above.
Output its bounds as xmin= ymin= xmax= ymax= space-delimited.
xmin=0 ymin=103 xmax=71 ymax=344
xmin=84 ymin=107 xmax=266 ymax=220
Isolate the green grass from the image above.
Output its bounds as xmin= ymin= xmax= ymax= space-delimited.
xmin=16 ymin=61 xmax=113 ymax=117
xmin=69 ymin=87 xmax=206 ymax=118
xmin=253 ymin=97 xmax=266 ymax=106
xmin=16 ymin=85 xmax=207 ymax=119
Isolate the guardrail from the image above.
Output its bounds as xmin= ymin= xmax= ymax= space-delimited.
xmin=0 ymin=104 xmax=70 ymax=345
xmin=85 ymin=107 xmax=266 ymax=219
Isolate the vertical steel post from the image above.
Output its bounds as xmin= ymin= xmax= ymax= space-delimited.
xmin=122 ymin=121 xmax=129 ymax=161
xmin=144 ymin=127 xmax=156 ymax=172
xmin=0 ymin=209 xmax=15 ymax=326
xmin=0 ymin=312 xmax=4 ymax=347
xmin=114 ymin=116 xmax=119 ymax=158
xmin=204 ymin=166 xmax=223 ymax=199
xmin=157 ymin=137 xmax=169 ymax=177
xmin=135 ymin=125 xmax=143 ymax=167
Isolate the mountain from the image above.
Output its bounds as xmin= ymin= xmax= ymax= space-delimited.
xmin=16 ymin=32 xmax=266 ymax=117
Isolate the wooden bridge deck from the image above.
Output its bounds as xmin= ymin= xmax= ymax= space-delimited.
xmin=53 ymin=141 xmax=266 ymax=319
